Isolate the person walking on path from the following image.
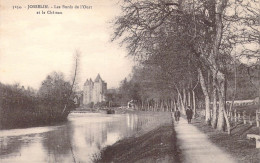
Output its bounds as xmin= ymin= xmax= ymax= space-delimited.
xmin=174 ymin=117 xmax=237 ymax=163
xmin=174 ymin=109 xmax=181 ymax=123
xmin=186 ymin=106 xmax=193 ymax=124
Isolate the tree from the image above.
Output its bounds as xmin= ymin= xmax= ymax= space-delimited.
xmin=113 ymin=0 xmax=259 ymax=133
xmin=62 ymin=50 xmax=80 ymax=114
xmin=225 ymin=0 xmax=260 ymax=111
xmin=112 ymin=0 xmax=216 ymax=123
xmin=38 ymin=71 xmax=71 ymax=109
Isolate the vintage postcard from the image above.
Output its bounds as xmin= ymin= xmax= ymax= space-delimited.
xmin=0 ymin=0 xmax=259 ymax=163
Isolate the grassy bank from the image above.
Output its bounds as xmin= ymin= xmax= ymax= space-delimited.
xmin=93 ymin=112 xmax=180 ymax=163
xmin=192 ymin=116 xmax=260 ymax=163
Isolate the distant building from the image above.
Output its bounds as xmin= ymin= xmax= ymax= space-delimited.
xmin=73 ymin=91 xmax=83 ymax=107
xmin=83 ymin=74 xmax=107 ymax=105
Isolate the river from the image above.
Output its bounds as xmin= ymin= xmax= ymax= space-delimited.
xmin=0 ymin=112 xmax=157 ymax=163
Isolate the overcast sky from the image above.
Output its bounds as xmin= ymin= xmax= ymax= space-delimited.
xmin=0 ymin=0 xmax=134 ymax=89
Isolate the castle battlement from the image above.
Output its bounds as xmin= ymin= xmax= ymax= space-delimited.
xmin=83 ymin=74 xmax=107 ymax=105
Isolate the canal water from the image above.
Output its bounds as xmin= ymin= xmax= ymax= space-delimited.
xmin=0 ymin=112 xmax=157 ymax=163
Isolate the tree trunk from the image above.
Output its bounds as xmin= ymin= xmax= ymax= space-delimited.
xmin=161 ymin=100 xmax=163 ymax=111
xmin=212 ymin=74 xmax=218 ymax=128
xmin=212 ymin=88 xmax=218 ymax=128
xmin=216 ymin=72 xmax=230 ymax=132
xmin=173 ymin=99 xmax=177 ymax=112
xmin=217 ymin=91 xmax=225 ymax=131
xmin=177 ymin=94 xmax=180 ymax=109
xmin=62 ymin=52 xmax=79 ymax=115
xmin=213 ymin=0 xmax=228 ymax=131
xmin=175 ymin=84 xmax=185 ymax=114
xmin=229 ymin=63 xmax=236 ymax=118
xmin=147 ymin=99 xmax=150 ymax=111
xmin=179 ymin=92 xmax=185 ymax=114
xmin=188 ymin=90 xmax=191 ymax=107
xmin=170 ymin=98 xmax=173 ymax=112
xmin=192 ymin=90 xmax=196 ymax=118
xmin=166 ymin=99 xmax=169 ymax=112
xmin=198 ymin=68 xmax=211 ymax=124
xmin=183 ymin=88 xmax=187 ymax=109
xmin=258 ymin=65 xmax=260 ymax=112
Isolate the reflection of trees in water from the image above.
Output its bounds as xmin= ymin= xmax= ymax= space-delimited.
xmin=0 ymin=136 xmax=24 ymax=156
xmin=126 ymin=113 xmax=158 ymax=135
xmin=82 ymin=120 xmax=127 ymax=148
xmin=42 ymin=125 xmax=74 ymax=162
xmin=126 ymin=113 xmax=153 ymax=133
xmin=126 ymin=114 xmax=138 ymax=132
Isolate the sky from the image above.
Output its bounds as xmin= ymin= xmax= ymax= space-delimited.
xmin=0 ymin=0 xmax=134 ymax=89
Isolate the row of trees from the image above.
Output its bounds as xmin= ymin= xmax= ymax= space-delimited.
xmin=112 ymin=0 xmax=259 ymax=133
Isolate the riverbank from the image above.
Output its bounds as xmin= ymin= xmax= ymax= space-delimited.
xmin=192 ymin=116 xmax=260 ymax=163
xmin=0 ymin=104 xmax=72 ymax=129
xmin=75 ymin=106 xmax=135 ymax=114
xmin=93 ymin=112 xmax=181 ymax=163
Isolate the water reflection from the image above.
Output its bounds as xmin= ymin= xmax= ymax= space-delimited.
xmin=0 ymin=112 xmax=154 ymax=163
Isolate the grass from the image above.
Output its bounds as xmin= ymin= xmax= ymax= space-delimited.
xmin=94 ymin=124 xmax=180 ymax=163
xmin=93 ymin=112 xmax=181 ymax=163
xmin=192 ymin=116 xmax=260 ymax=163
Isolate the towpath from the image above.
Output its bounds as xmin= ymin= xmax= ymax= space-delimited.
xmin=174 ymin=116 xmax=237 ymax=163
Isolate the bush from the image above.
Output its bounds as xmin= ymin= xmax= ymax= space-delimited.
xmin=0 ymin=72 xmax=76 ymax=129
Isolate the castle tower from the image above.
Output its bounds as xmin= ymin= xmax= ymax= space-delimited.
xmin=83 ymin=74 xmax=107 ymax=105
xmin=83 ymin=79 xmax=94 ymax=105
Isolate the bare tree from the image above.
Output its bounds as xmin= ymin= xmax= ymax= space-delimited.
xmin=62 ymin=50 xmax=80 ymax=114
xmin=113 ymin=0 xmax=258 ymax=133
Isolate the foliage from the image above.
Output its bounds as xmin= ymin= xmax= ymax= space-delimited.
xmin=226 ymin=63 xmax=258 ymax=100
xmin=0 ymin=83 xmax=38 ymax=111
xmin=95 ymin=101 xmax=108 ymax=108
xmin=112 ymin=0 xmax=259 ymax=131
xmin=85 ymin=102 xmax=94 ymax=108
xmin=0 ymin=71 xmax=75 ymax=129
xmin=38 ymin=71 xmax=72 ymax=110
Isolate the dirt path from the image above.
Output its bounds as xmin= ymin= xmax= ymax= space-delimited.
xmin=174 ymin=116 xmax=237 ymax=163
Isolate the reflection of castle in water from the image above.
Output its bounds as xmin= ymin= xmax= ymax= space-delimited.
xmin=127 ymin=114 xmax=138 ymax=131
xmin=70 ymin=116 xmax=132 ymax=162
xmin=72 ymin=114 xmax=146 ymax=153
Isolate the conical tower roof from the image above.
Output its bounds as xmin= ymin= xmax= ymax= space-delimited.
xmin=84 ymin=79 xmax=89 ymax=85
xmin=95 ymin=74 xmax=102 ymax=82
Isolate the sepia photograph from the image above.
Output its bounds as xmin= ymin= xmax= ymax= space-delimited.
xmin=0 ymin=0 xmax=259 ymax=162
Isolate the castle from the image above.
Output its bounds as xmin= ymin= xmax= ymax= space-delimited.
xmin=83 ymin=74 xmax=107 ymax=105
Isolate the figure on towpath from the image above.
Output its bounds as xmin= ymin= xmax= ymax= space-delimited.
xmin=186 ymin=106 xmax=193 ymax=124
xmin=174 ymin=109 xmax=181 ymax=123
